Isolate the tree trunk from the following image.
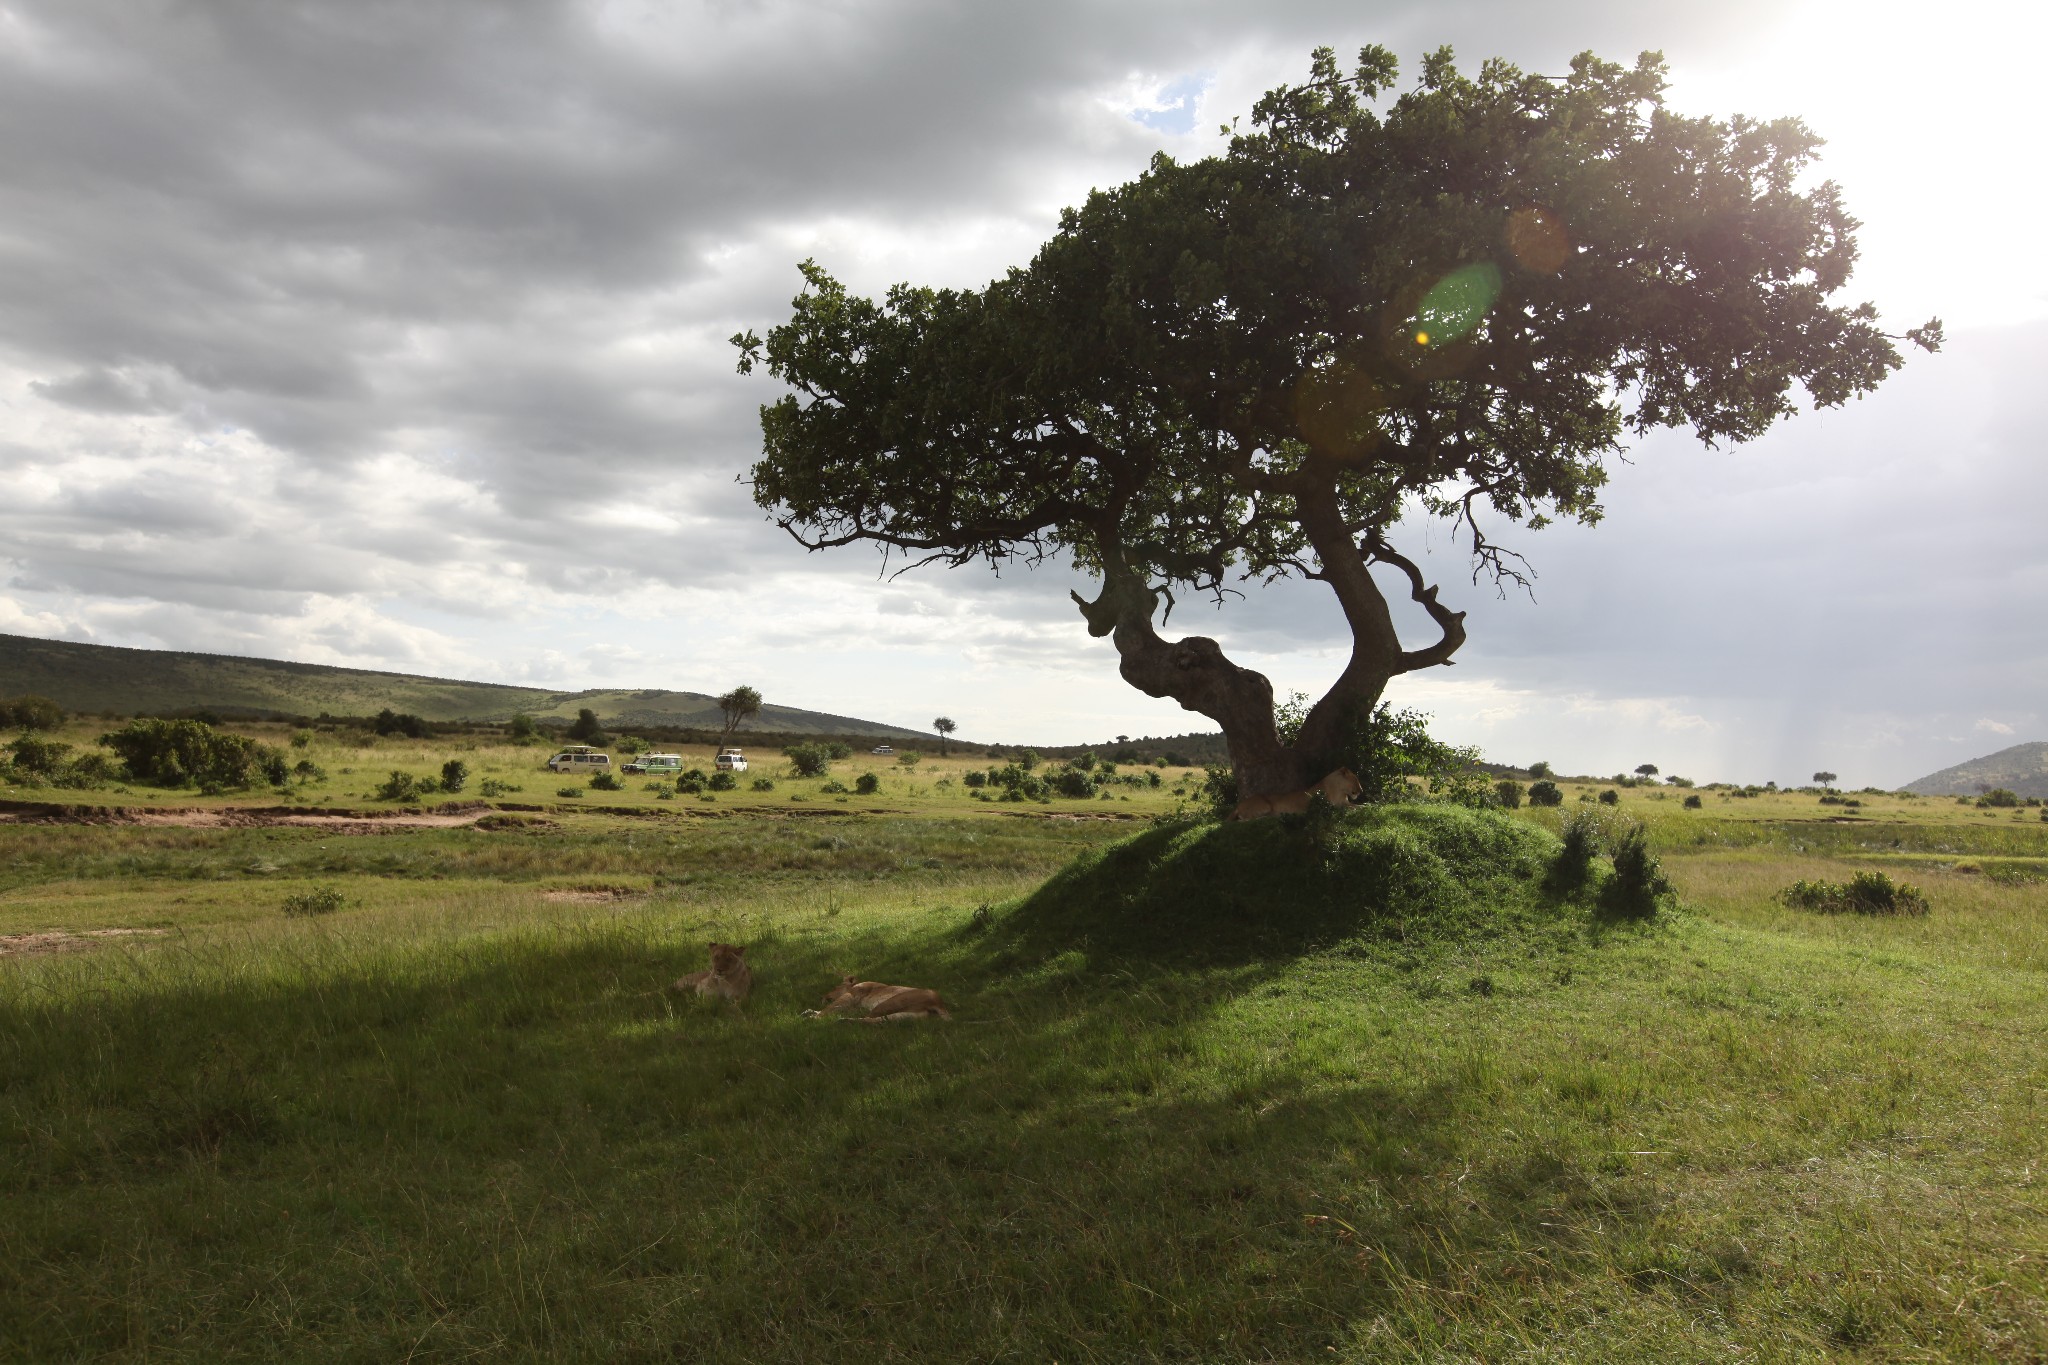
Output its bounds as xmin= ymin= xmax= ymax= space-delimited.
xmin=1072 ymin=520 xmax=1467 ymax=801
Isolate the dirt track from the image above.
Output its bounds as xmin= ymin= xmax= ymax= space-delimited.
xmin=0 ymin=928 xmax=171 ymax=958
xmin=0 ymin=798 xmax=494 ymax=831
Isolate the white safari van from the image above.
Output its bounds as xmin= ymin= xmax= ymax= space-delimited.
xmin=714 ymin=747 xmax=748 ymax=773
xmin=546 ymin=746 xmax=612 ymax=773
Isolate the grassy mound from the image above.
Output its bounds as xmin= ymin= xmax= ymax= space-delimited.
xmin=986 ymin=803 xmax=1569 ymax=966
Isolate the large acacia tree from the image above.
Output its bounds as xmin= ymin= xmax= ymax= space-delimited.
xmin=735 ymin=47 xmax=1937 ymax=800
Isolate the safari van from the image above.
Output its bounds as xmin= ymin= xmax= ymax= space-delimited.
xmin=621 ymin=753 xmax=682 ymax=776
xmin=714 ymin=747 xmax=748 ymax=773
xmin=546 ymin=746 xmax=612 ymax=774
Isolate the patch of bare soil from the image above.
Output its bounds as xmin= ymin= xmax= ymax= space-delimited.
xmin=0 ymin=797 xmax=493 ymax=832
xmin=0 ymin=928 xmax=171 ymax=959
xmin=1001 ymin=810 xmax=1144 ymax=822
xmin=541 ymin=888 xmax=641 ymax=904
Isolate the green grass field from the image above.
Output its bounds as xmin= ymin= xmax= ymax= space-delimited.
xmin=3 ymin=724 xmax=2045 ymax=1361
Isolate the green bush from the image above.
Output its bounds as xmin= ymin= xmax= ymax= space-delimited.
xmin=820 ymin=779 xmax=850 ymax=794
xmin=963 ymin=769 xmax=988 ymax=788
xmin=478 ymin=778 xmax=521 ymax=798
xmin=566 ymin=708 xmax=605 ymax=743
xmin=293 ymin=760 xmax=326 ymax=784
xmin=750 ymin=777 xmax=775 ymax=792
xmin=709 ymin=771 xmax=738 ymax=791
xmin=784 ymin=743 xmax=833 ymax=777
xmin=1493 ymin=779 xmax=1523 ymax=809
xmin=675 ymin=768 xmax=708 ymax=794
xmin=1552 ymin=810 xmax=1602 ymax=891
xmin=439 ymin=759 xmax=468 ymax=793
xmin=854 ymin=773 xmax=881 ymax=795
xmin=373 ymin=709 xmax=431 ymax=739
xmin=897 ymin=751 xmax=920 ymax=768
xmin=282 ymin=885 xmax=347 ymax=917
xmin=824 ymin=742 xmax=852 ymax=761
xmin=1050 ymin=766 xmax=1097 ymax=799
xmin=1527 ymin=780 xmax=1563 ymax=807
xmin=555 ymin=787 xmax=583 ymax=799
xmin=1597 ymin=789 xmax=1620 ymax=806
xmin=7 ymin=735 xmax=71 ymax=778
xmin=1978 ymin=789 xmax=2020 ymax=808
xmin=1200 ymin=764 xmax=1239 ymax=820
xmin=1682 ymin=793 xmax=1703 ymax=809
xmin=289 ymin=730 xmax=313 ymax=749
xmin=1604 ymin=823 xmax=1672 ymax=919
xmin=1781 ymin=872 xmax=1930 ymax=916
xmin=98 ymin=718 xmax=283 ymax=790
xmin=1070 ymin=751 xmax=1097 ymax=772
xmin=0 ymin=695 xmax=64 ymax=730
xmin=374 ymin=771 xmax=422 ymax=802
xmin=508 ymin=714 xmax=538 ymax=740
xmin=590 ymin=771 xmax=624 ymax=792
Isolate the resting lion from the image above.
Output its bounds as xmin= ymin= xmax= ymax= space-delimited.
xmin=1230 ymin=766 xmax=1364 ymax=821
xmin=671 ymin=942 xmax=752 ymax=1008
xmin=804 ymin=975 xmax=953 ymax=1024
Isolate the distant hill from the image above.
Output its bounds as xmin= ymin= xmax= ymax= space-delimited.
xmin=1902 ymin=741 xmax=2048 ymax=798
xmin=0 ymin=633 xmax=932 ymax=739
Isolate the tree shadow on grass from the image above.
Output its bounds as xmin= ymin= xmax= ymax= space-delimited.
xmin=0 ymin=880 xmax=1664 ymax=1364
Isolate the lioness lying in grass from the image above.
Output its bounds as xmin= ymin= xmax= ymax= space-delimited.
xmin=1230 ymin=766 xmax=1363 ymax=821
xmin=672 ymin=942 xmax=752 ymax=1008
xmin=804 ymin=975 xmax=952 ymax=1023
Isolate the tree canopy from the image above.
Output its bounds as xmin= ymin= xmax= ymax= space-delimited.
xmin=736 ymin=45 xmax=1937 ymax=797
xmin=718 ymin=686 xmax=763 ymax=737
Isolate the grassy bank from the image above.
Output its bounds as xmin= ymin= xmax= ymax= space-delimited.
xmin=2 ymin=794 xmax=2045 ymax=1361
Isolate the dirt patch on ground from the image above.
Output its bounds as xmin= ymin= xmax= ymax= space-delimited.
xmin=0 ymin=928 xmax=171 ymax=959
xmin=0 ymin=798 xmax=493 ymax=832
xmin=1001 ymin=810 xmax=1145 ymax=823
xmin=540 ymin=888 xmax=641 ymax=904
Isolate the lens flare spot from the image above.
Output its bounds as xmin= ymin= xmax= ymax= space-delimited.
xmin=1410 ymin=262 xmax=1502 ymax=350
xmin=1506 ymin=205 xmax=1569 ymax=273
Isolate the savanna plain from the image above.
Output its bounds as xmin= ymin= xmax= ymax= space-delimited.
xmin=3 ymin=723 xmax=2046 ymax=1362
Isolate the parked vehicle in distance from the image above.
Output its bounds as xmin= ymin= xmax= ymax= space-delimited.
xmin=714 ymin=747 xmax=749 ymax=773
xmin=546 ymin=746 xmax=612 ymax=773
xmin=622 ymin=753 xmax=682 ymax=775
xmin=870 ymin=745 xmax=894 ymax=755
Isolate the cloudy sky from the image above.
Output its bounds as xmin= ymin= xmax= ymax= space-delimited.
xmin=1 ymin=0 xmax=2041 ymax=787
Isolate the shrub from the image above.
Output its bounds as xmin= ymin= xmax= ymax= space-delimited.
xmin=0 ymin=695 xmax=65 ymax=730
xmin=290 ymin=730 xmax=313 ymax=749
xmin=825 ymin=742 xmax=852 ymax=760
xmin=373 ymin=771 xmax=422 ymax=802
xmin=897 ymin=751 xmax=920 ymax=768
xmin=508 ymin=714 xmax=538 ymax=740
xmin=613 ymin=735 xmax=645 ymax=754
xmin=566 ymin=708 xmax=606 ymax=743
xmin=1552 ymin=810 xmax=1602 ymax=890
xmin=99 ymin=718 xmax=282 ymax=790
xmin=439 ymin=759 xmax=469 ymax=793
xmin=820 ymin=779 xmax=850 ymax=794
xmin=293 ymin=759 xmax=326 ymax=783
xmin=751 ymin=777 xmax=775 ymax=791
xmin=1781 ymin=871 xmax=1929 ymax=916
xmin=1050 ymin=766 xmax=1097 ymax=799
xmin=1605 ymin=823 xmax=1672 ymax=918
xmin=1978 ymin=788 xmax=2020 ymax=808
xmin=478 ymin=778 xmax=521 ymax=797
xmin=1682 ymin=793 xmax=1703 ymax=809
xmin=1493 ymin=779 xmax=1523 ymax=809
xmin=7 ymin=735 xmax=71 ymax=778
xmin=1598 ymin=788 xmax=1620 ymax=805
xmin=1200 ymin=764 xmax=1238 ymax=820
xmin=589 ymin=771 xmax=623 ymax=791
xmin=556 ymin=787 xmax=583 ymax=799
xmin=784 ymin=744 xmax=833 ymax=777
xmin=260 ymin=751 xmax=291 ymax=787
xmin=1526 ymin=780 xmax=1563 ymax=807
xmin=675 ymin=768 xmax=708 ymax=794
xmin=1070 ymin=750 xmax=1097 ymax=772
xmin=854 ymin=773 xmax=881 ymax=795
xmin=963 ymin=769 xmax=988 ymax=788
xmin=708 ymin=770 xmax=738 ymax=791
xmin=1017 ymin=749 xmax=1040 ymax=771
xmin=282 ymin=885 xmax=348 ymax=917
xmin=1146 ymin=770 xmax=1162 ymax=788
xmin=373 ymin=709 xmax=431 ymax=738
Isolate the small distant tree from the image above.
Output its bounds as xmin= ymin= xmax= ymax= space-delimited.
xmin=1813 ymin=770 xmax=1838 ymax=792
xmin=718 ymin=686 xmax=764 ymax=738
xmin=933 ymin=716 xmax=957 ymax=755
xmin=1635 ymin=763 xmax=1659 ymax=781
xmin=1527 ymin=761 xmax=1552 ymax=780
xmin=567 ymin=708 xmax=605 ymax=742
xmin=440 ymin=759 xmax=469 ymax=793
xmin=507 ymin=713 xmax=538 ymax=740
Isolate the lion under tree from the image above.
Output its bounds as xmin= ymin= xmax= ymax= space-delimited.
xmin=735 ymin=46 xmax=1937 ymax=801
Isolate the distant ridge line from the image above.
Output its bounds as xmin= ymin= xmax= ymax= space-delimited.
xmin=0 ymin=632 xmax=932 ymax=739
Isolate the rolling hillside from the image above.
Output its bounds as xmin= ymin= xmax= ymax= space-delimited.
xmin=1903 ymin=741 xmax=2048 ymax=798
xmin=0 ymin=633 xmax=932 ymax=739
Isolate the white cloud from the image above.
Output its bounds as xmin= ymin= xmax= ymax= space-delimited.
xmin=1976 ymin=719 xmax=2016 ymax=735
